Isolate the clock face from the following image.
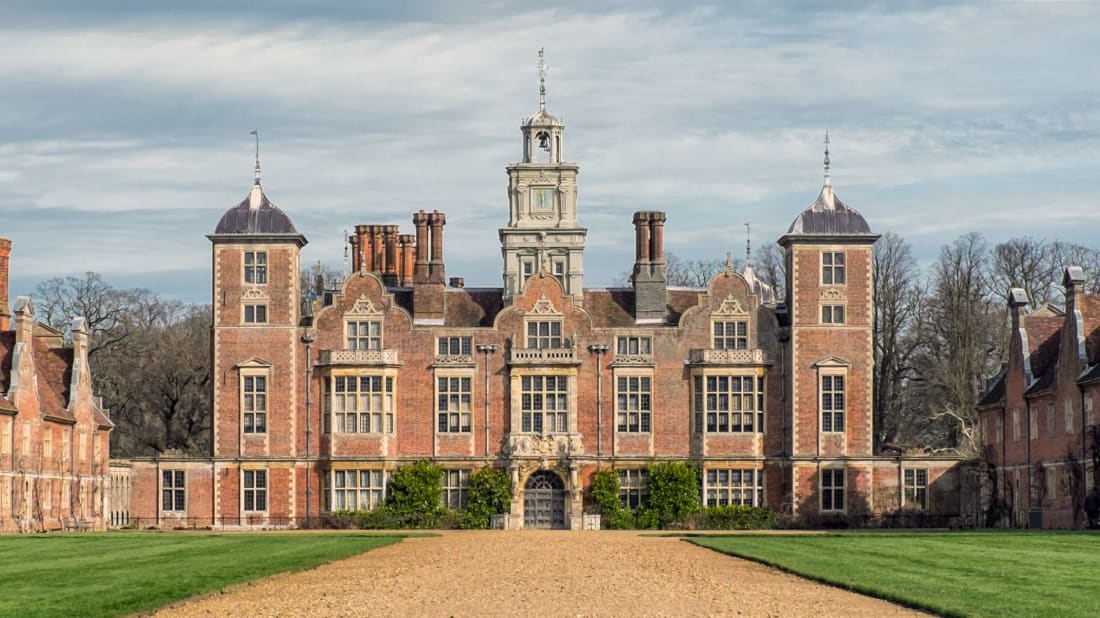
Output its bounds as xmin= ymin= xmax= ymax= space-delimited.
xmin=531 ymin=187 xmax=554 ymax=212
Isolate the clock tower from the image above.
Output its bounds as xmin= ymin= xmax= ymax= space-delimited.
xmin=500 ymin=49 xmax=587 ymax=305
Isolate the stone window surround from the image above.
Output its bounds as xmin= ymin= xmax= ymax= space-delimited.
xmin=243 ymin=250 xmax=267 ymax=285
xmin=242 ymin=468 xmax=268 ymax=513
xmin=820 ymin=468 xmax=846 ymax=513
xmin=441 ymin=468 xmax=471 ymax=510
xmin=613 ymin=368 xmax=653 ymax=433
xmin=704 ymin=467 xmax=764 ymax=507
xmin=243 ymin=303 xmax=268 ymax=324
xmin=821 ymin=251 xmax=846 ymax=286
xmin=162 ymin=469 xmax=186 ymax=513
xmin=435 ymin=371 xmax=474 ymax=434
xmin=692 ymin=370 xmax=766 ymax=434
xmin=324 ymin=371 xmax=397 ymax=434
xmin=329 ymin=468 xmax=387 ymax=511
xmin=903 ymin=468 xmax=928 ymax=510
xmin=816 ymin=362 xmax=847 ymax=434
xmin=240 ymin=367 xmax=269 ymax=435
xmin=510 ymin=367 xmax=578 ymax=435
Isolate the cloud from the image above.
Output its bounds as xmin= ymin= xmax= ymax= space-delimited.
xmin=0 ymin=2 xmax=1098 ymax=299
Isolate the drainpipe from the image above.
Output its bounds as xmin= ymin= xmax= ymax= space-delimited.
xmin=1026 ymin=399 xmax=1033 ymax=527
xmin=588 ymin=344 xmax=610 ymax=470
xmin=302 ymin=331 xmax=316 ymax=528
xmin=477 ymin=344 xmax=499 ymax=458
xmin=1080 ymin=384 xmax=1088 ymax=524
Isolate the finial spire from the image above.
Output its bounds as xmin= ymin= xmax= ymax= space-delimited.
xmin=823 ymin=130 xmax=831 ymax=187
xmin=725 ymin=251 xmax=733 ymax=272
xmin=537 ymin=48 xmax=548 ymax=111
xmin=745 ymin=223 xmax=752 ymax=267
xmin=250 ymin=129 xmax=261 ymax=185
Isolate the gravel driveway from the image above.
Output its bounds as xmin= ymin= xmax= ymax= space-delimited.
xmin=154 ymin=531 xmax=925 ymax=617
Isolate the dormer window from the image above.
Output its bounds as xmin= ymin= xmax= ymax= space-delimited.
xmin=244 ymin=251 xmax=267 ymax=284
xmin=713 ymin=320 xmax=748 ymax=350
xmin=527 ymin=320 xmax=563 ymax=349
xmin=347 ymin=320 xmax=381 ymax=350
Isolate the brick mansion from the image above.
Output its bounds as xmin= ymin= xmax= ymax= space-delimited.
xmin=2 ymin=65 xmax=1014 ymax=532
xmin=105 ymin=75 xmax=982 ymax=530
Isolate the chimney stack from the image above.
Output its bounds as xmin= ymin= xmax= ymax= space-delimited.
xmin=0 ymin=238 xmax=10 ymax=330
xmin=631 ymin=211 xmax=668 ymax=322
xmin=449 ymin=277 xmax=464 ymax=288
xmin=413 ymin=211 xmax=430 ymax=284
xmin=398 ymin=234 xmax=415 ymax=286
xmin=413 ymin=210 xmax=447 ymax=322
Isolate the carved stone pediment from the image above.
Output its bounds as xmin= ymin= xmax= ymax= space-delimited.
xmin=528 ymin=295 xmax=562 ymax=316
xmin=348 ymin=294 xmax=383 ymax=316
xmin=242 ymin=287 xmax=269 ymax=301
xmin=820 ymin=287 xmax=845 ymax=301
xmin=506 ymin=433 xmax=584 ymax=457
xmin=713 ymin=294 xmax=748 ymax=317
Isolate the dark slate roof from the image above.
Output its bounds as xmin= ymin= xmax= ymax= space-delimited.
xmin=977 ymin=368 xmax=1007 ymax=408
xmin=444 ymin=289 xmax=505 ymax=328
xmin=1080 ymin=363 xmax=1100 ymax=385
xmin=1023 ymin=315 xmax=1064 ymax=396
xmin=213 ymin=185 xmax=300 ymax=235
xmin=388 ymin=286 xmax=706 ymax=328
xmin=786 ymin=185 xmax=873 ymax=236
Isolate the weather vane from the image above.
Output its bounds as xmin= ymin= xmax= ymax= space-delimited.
xmin=537 ymin=48 xmax=548 ymax=110
xmin=745 ymin=223 xmax=751 ymax=267
xmin=823 ymin=130 xmax=831 ymax=186
xmin=250 ymin=129 xmax=261 ymax=185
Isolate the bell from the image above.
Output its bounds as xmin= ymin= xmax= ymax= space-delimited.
xmin=537 ymin=132 xmax=550 ymax=150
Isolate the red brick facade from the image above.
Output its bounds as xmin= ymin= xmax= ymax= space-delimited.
xmin=0 ymin=238 xmax=114 ymax=532
xmin=978 ymin=273 xmax=1100 ymax=528
xmin=120 ymin=115 xmax=971 ymax=529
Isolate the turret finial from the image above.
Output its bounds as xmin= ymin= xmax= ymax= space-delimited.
xmin=823 ymin=130 xmax=831 ymax=187
xmin=745 ymin=223 xmax=752 ymax=267
xmin=537 ymin=48 xmax=548 ymax=111
xmin=250 ymin=129 xmax=261 ymax=185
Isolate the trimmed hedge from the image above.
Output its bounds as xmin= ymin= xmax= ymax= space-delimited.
xmin=691 ymin=505 xmax=777 ymax=530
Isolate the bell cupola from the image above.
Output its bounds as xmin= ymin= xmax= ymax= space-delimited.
xmin=500 ymin=49 xmax=587 ymax=305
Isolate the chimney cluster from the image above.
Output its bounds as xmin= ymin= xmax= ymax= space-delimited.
xmin=632 ymin=211 xmax=668 ymax=322
xmin=349 ymin=225 xmax=417 ymax=287
xmin=412 ymin=210 xmax=447 ymax=322
xmin=0 ymin=237 xmax=10 ymax=330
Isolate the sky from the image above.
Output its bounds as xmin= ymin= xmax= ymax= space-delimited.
xmin=1 ymin=1 xmax=1098 ymax=304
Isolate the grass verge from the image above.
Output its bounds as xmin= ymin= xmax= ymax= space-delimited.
xmin=691 ymin=531 xmax=1100 ymax=617
xmin=0 ymin=532 xmax=401 ymax=617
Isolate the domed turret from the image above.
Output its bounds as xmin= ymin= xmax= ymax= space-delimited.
xmin=784 ymin=133 xmax=874 ymax=238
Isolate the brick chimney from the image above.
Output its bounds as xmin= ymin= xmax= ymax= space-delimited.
xmin=632 ymin=211 xmax=667 ymax=322
xmin=413 ymin=211 xmax=430 ymax=284
xmin=0 ymin=238 xmax=10 ymax=330
xmin=1064 ymin=266 xmax=1087 ymax=364
xmin=1008 ymin=288 xmax=1030 ymax=382
xmin=382 ymin=225 xmax=400 ymax=286
xmin=398 ymin=234 xmax=415 ymax=286
xmin=413 ymin=211 xmax=446 ymax=323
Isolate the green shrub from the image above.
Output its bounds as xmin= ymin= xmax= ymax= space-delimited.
xmin=590 ymin=469 xmax=636 ymax=529
xmin=386 ymin=460 xmax=444 ymax=522
xmin=639 ymin=461 xmax=700 ymax=529
xmin=692 ymin=505 xmax=777 ymax=530
xmin=461 ymin=467 xmax=512 ymax=529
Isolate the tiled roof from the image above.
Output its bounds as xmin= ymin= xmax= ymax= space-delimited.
xmin=977 ymin=368 xmax=1006 ymax=408
xmin=1023 ymin=314 xmax=1063 ymax=396
xmin=390 ymin=286 xmax=706 ymax=329
xmin=35 ymin=339 xmax=75 ymax=422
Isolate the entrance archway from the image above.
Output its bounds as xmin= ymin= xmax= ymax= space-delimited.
xmin=523 ymin=470 xmax=566 ymax=529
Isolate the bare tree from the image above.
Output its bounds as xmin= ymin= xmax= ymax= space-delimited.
xmin=872 ymin=232 xmax=925 ymax=452
xmin=913 ymin=232 xmax=1005 ymax=454
xmin=1050 ymin=241 xmax=1100 ymax=296
xmin=991 ymin=237 xmax=1057 ymax=306
xmin=753 ymin=243 xmax=786 ymax=303
xmin=35 ymin=274 xmax=211 ymax=456
xmin=34 ymin=272 xmax=155 ymax=360
xmin=621 ymin=252 xmax=731 ymax=288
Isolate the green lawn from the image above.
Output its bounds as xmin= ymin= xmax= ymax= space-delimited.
xmin=0 ymin=532 xmax=401 ymax=618
xmin=691 ymin=531 xmax=1100 ymax=618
